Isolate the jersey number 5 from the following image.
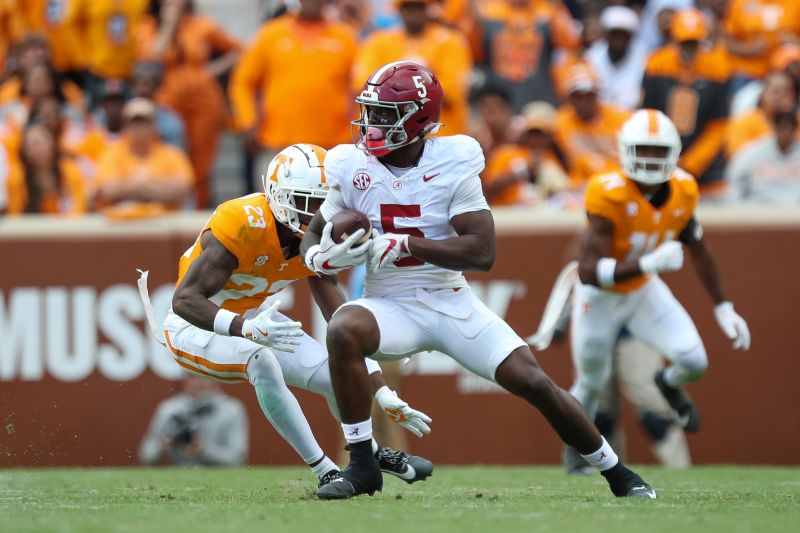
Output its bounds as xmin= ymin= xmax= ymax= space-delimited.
xmin=381 ymin=204 xmax=425 ymax=267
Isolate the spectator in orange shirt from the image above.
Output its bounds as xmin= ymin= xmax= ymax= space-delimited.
xmin=477 ymin=0 xmax=580 ymax=111
xmin=643 ymin=9 xmax=732 ymax=189
xmin=21 ymin=0 xmax=85 ymax=76
xmin=431 ymin=0 xmax=483 ymax=63
xmin=229 ymin=0 xmax=358 ymax=191
xmin=723 ymin=0 xmax=800 ymax=91
xmin=726 ymin=71 xmax=797 ymax=157
xmin=472 ymin=84 xmax=521 ymax=159
xmin=482 ymin=100 xmax=568 ymax=206
xmin=3 ymin=122 xmax=87 ymax=215
xmin=732 ymin=43 xmax=800 ymax=116
xmin=352 ymin=0 xmax=472 ymax=135
xmin=0 ymin=35 xmax=85 ymax=113
xmin=554 ymin=64 xmax=630 ymax=188
xmin=0 ymin=62 xmax=87 ymax=163
xmin=3 ymin=95 xmax=87 ymax=167
xmin=0 ymin=0 xmax=26 ymax=70
xmin=96 ymin=98 xmax=193 ymax=210
xmin=130 ymin=61 xmax=186 ymax=150
xmin=77 ymin=79 xmax=130 ymax=163
xmin=73 ymin=0 xmax=149 ymax=106
xmin=139 ymin=0 xmax=242 ymax=208
xmin=778 ymin=45 xmax=800 ymax=95
xmin=330 ymin=0 xmax=374 ymax=37
xmin=0 ymin=62 xmax=84 ymax=127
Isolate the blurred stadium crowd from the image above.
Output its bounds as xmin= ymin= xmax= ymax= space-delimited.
xmin=0 ymin=0 xmax=798 ymax=216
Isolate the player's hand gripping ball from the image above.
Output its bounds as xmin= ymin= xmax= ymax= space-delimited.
xmin=329 ymin=209 xmax=373 ymax=244
xmin=305 ymin=210 xmax=372 ymax=275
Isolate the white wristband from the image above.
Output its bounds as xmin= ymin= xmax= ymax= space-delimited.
xmin=304 ymin=244 xmax=321 ymax=271
xmin=213 ymin=308 xmax=238 ymax=336
xmin=596 ymin=258 xmax=617 ymax=288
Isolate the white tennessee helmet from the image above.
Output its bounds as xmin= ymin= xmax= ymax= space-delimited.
xmin=263 ymin=144 xmax=329 ymax=234
xmin=618 ymin=109 xmax=682 ymax=185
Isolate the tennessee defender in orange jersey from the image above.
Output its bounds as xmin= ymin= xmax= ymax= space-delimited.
xmin=564 ymin=110 xmax=751 ymax=472
xmin=159 ymin=144 xmax=433 ymax=489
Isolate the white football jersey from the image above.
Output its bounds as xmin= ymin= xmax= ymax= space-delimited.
xmin=320 ymin=135 xmax=489 ymax=298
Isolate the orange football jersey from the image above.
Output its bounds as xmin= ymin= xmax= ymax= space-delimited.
xmin=177 ymin=193 xmax=313 ymax=314
xmin=585 ymin=169 xmax=699 ymax=293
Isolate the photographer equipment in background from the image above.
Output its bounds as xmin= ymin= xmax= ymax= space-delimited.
xmin=139 ymin=375 xmax=249 ymax=466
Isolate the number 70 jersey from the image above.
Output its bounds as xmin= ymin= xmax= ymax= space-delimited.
xmin=320 ymin=135 xmax=490 ymax=298
xmin=177 ymin=193 xmax=313 ymax=314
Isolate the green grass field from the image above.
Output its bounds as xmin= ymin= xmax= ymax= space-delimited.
xmin=1 ymin=466 xmax=798 ymax=533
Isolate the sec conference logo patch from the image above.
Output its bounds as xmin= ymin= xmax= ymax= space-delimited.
xmin=353 ymin=173 xmax=371 ymax=191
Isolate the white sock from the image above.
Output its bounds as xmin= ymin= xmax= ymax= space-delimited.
xmin=342 ymin=419 xmax=373 ymax=444
xmin=581 ymin=437 xmax=619 ymax=472
xmin=248 ymin=351 xmax=325 ymax=464
xmin=310 ymin=456 xmax=338 ymax=478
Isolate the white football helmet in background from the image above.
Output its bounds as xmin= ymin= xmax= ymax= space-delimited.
xmin=618 ymin=109 xmax=682 ymax=185
xmin=263 ymin=144 xmax=329 ymax=234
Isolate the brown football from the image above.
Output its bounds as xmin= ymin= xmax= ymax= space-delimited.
xmin=329 ymin=209 xmax=373 ymax=244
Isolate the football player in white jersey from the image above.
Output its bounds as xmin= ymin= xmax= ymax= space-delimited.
xmin=300 ymin=62 xmax=656 ymax=500
xmin=146 ymin=144 xmax=434 ymax=490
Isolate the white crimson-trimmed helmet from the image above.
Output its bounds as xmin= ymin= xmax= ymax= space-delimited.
xmin=263 ymin=144 xmax=329 ymax=234
xmin=618 ymin=109 xmax=682 ymax=184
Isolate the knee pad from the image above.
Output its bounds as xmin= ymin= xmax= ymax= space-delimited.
xmin=640 ymin=410 xmax=672 ymax=442
xmin=673 ymin=344 xmax=708 ymax=382
xmin=247 ymin=349 xmax=283 ymax=388
xmin=575 ymin=340 xmax=613 ymax=392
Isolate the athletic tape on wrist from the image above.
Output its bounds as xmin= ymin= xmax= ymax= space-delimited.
xmin=213 ymin=308 xmax=238 ymax=336
xmin=596 ymin=258 xmax=617 ymax=288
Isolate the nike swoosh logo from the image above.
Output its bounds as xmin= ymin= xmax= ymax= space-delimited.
xmin=321 ymin=259 xmax=337 ymax=271
xmin=631 ymin=485 xmax=657 ymax=499
xmin=672 ymin=410 xmax=690 ymax=428
xmin=254 ymin=326 xmax=269 ymax=337
xmin=422 ymin=173 xmax=440 ymax=182
xmin=380 ymin=239 xmax=397 ymax=264
xmin=384 ymin=463 xmax=417 ymax=481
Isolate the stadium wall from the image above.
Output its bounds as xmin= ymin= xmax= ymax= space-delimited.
xmin=1 ymin=208 xmax=798 ymax=467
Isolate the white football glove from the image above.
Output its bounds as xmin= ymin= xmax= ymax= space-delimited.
xmin=368 ymin=232 xmax=411 ymax=272
xmin=305 ymin=221 xmax=370 ymax=276
xmin=714 ymin=301 xmax=751 ymax=350
xmin=241 ymin=300 xmax=304 ymax=352
xmin=638 ymin=241 xmax=684 ymax=274
xmin=374 ymin=386 xmax=432 ymax=438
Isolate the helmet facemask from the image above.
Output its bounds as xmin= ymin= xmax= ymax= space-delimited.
xmin=352 ymin=91 xmax=438 ymax=156
xmin=620 ymin=142 xmax=680 ymax=185
xmin=266 ymin=183 xmax=328 ymax=235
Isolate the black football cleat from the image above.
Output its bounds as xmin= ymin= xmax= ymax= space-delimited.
xmin=655 ymin=369 xmax=701 ymax=433
xmin=601 ymin=462 xmax=657 ymax=499
xmin=376 ymin=447 xmax=433 ymax=484
xmin=562 ymin=445 xmax=592 ymax=476
xmin=625 ymin=483 xmax=658 ymax=499
xmin=317 ymin=469 xmax=342 ymax=489
xmin=316 ymin=446 xmax=383 ymax=500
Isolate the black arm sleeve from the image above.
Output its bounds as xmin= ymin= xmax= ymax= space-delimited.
xmin=678 ymin=216 xmax=704 ymax=246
